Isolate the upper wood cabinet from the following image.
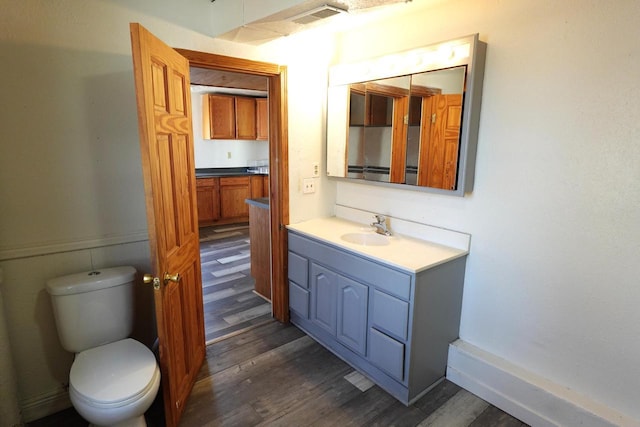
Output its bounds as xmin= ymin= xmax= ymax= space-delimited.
xmin=202 ymin=94 xmax=235 ymax=139
xmin=235 ymin=97 xmax=257 ymax=140
xmin=202 ymin=94 xmax=268 ymax=141
xmin=256 ymin=98 xmax=269 ymax=140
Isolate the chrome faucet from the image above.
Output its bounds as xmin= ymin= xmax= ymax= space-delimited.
xmin=371 ymin=214 xmax=392 ymax=236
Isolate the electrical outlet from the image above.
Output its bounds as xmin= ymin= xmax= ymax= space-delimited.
xmin=312 ymin=162 xmax=320 ymax=177
xmin=302 ymin=178 xmax=316 ymax=194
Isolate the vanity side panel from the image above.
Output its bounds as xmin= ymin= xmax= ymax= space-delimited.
xmin=408 ymin=256 xmax=467 ymax=398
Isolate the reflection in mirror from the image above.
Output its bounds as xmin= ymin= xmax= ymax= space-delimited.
xmin=327 ymin=34 xmax=486 ymax=196
xmin=405 ymin=67 xmax=466 ymax=189
xmin=347 ymin=76 xmax=410 ymax=183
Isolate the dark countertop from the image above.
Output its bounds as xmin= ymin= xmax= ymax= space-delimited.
xmin=245 ymin=197 xmax=269 ymax=209
xmin=196 ymin=167 xmax=267 ymax=178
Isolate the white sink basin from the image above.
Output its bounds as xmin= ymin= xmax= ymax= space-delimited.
xmin=340 ymin=232 xmax=390 ymax=246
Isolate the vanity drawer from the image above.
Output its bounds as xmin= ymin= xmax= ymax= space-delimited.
xmin=368 ymin=328 xmax=405 ymax=382
xmin=289 ymin=282 xmax=309 ymax=318
xmin=288 ymin=251 xmax=309 ymax=288
xmin=289 ymin=232 xmax=412 ymax=300
xmin=371 ymin=290 xmax=409 ymax=341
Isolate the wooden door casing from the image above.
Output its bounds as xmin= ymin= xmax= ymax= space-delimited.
xmin=176 ymin=48 xmax=290 ymax=323
xmin=130 ymin=23 xmax=205 ymax=427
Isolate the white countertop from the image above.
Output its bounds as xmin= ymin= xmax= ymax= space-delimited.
xmin=286 ymin=217 xmax=468 ymax=273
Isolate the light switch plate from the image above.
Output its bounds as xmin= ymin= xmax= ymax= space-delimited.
xmin=303 ymin=178 xmax=315 ymax=194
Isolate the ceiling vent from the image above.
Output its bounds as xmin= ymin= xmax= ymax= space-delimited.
xmin=286 ymin=5 xmax=348 ymax=25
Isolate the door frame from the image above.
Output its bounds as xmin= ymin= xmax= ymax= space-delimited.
xmin=175 ymin=49 xmax=290 ymax=322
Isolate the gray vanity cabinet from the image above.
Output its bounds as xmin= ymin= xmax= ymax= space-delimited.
xmin=287 ymin=230 xmax=467 ymax=405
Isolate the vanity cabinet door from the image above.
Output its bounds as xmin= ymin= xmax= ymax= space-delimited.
xmin=371 ymin=290 xmax=409 ymax=341
xmin=337 ymin=276 xmax=368 ymax=356
xmin=288 ymin=250 xmax=310 ymax=319
xmin=289 ymin=282 xmax=310 ymax=319
xmin=369 ymin=328 xmax=405 ymax=382
xmin=310 ymin=263 xmax=338 ymax=336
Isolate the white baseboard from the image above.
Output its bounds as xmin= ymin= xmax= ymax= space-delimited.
xmin=20 ymin=388 xmax=71 ymax=423
xmin=447 ymin=340 xmax=638 ymax=427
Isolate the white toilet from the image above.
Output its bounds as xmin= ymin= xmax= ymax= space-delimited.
xmin=46 ymin=266 xmax=160 ymax=427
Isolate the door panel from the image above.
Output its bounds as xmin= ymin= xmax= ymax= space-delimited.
xmin=130 ymin=23 xmax=204 ymax=427
xmin=310 ymin=263 xmax=337 ymax=335
xmin=336 ymin=276 xmax=368 ymax=355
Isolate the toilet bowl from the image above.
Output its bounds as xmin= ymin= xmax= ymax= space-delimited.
xmin=46 ymin=267 xmax=160 ymax=427
xmin=69 ymin=339 xmax=160 ymax=427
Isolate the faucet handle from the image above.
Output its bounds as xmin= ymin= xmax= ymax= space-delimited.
xmin=373 ymin=214 xmax=386 ymax=224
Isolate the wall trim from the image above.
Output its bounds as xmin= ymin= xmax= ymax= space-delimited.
xmin=0 ymin=231 xmax=149 ymax=262
xmin=20 ymin=388 xmax=71 ymax=423
xmin=447 ymin=340 xmax=638 ymax=427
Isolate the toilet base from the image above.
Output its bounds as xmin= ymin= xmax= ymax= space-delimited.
xmin=89 ymin=414 xmax=146 ymax=427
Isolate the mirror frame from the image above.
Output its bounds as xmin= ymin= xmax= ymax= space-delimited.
xmin=326 ymin=34 xmax=487 ymax=196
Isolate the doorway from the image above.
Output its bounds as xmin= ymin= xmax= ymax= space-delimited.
xmin=190 ymin=67 xmax=274 ymax=342
xmin=177 ymin=48 xmax=290 ymax=324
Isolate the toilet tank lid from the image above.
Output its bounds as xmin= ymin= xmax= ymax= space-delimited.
xmin=46 ymin=266 xmax=137 ymax=296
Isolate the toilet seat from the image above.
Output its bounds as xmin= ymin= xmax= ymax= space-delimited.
xmin=70 ymin=338 xmax=159 ymax=407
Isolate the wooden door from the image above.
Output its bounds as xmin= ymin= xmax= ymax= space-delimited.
xmin=421 ymin=94 xmax=463 ymax=190
xmin=130 ymin=23 xmax=205 ymax=427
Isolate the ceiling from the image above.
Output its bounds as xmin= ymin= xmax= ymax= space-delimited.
xmin=193 ymin=0 xmax=412 ymax=92
xmin=215 ymin=0 xmax=412 ymax=44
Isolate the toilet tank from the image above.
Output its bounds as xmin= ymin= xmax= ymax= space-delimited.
xmin=46 ymin=266 xmax=137 ymax=353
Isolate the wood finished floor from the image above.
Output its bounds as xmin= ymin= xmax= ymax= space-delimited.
xmin=199 ymin=224 xmax=272 ymax=343
xmin=29 ymin=320 xmax=528 ymax=427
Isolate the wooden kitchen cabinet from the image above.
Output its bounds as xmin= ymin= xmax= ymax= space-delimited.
xmin=196 ymin=178 xmax=220 ymax=225
xmin=202 ymin=94 xmax=235 ymax=139
xmin=256 ymin=98 xmax=269 ymax=140
xmin=219 ymin=176 xmax=251 ymax=220
xmin=197 ymin=175 xmax=268 ymax=226
xmin=202 ymin=94 xmax=265 ymax=140
xmin=235 ymin=97 xmax=257 ymax=140
xmin=252 ymin=175 xmax=268 ymax=199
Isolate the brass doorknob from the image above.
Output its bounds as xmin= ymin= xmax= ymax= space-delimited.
xmin=164 ymin=272 xmax=181 ymax=284
xmin=143 ymin=274 xmax=160 ymax=290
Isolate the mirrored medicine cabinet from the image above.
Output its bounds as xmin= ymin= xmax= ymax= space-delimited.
xmin=326 ymin=34 xmax=487 ymax=196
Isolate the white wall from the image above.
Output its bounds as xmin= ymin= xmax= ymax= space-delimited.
xmin=333 ymin=0 xmax=640 ymax=423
